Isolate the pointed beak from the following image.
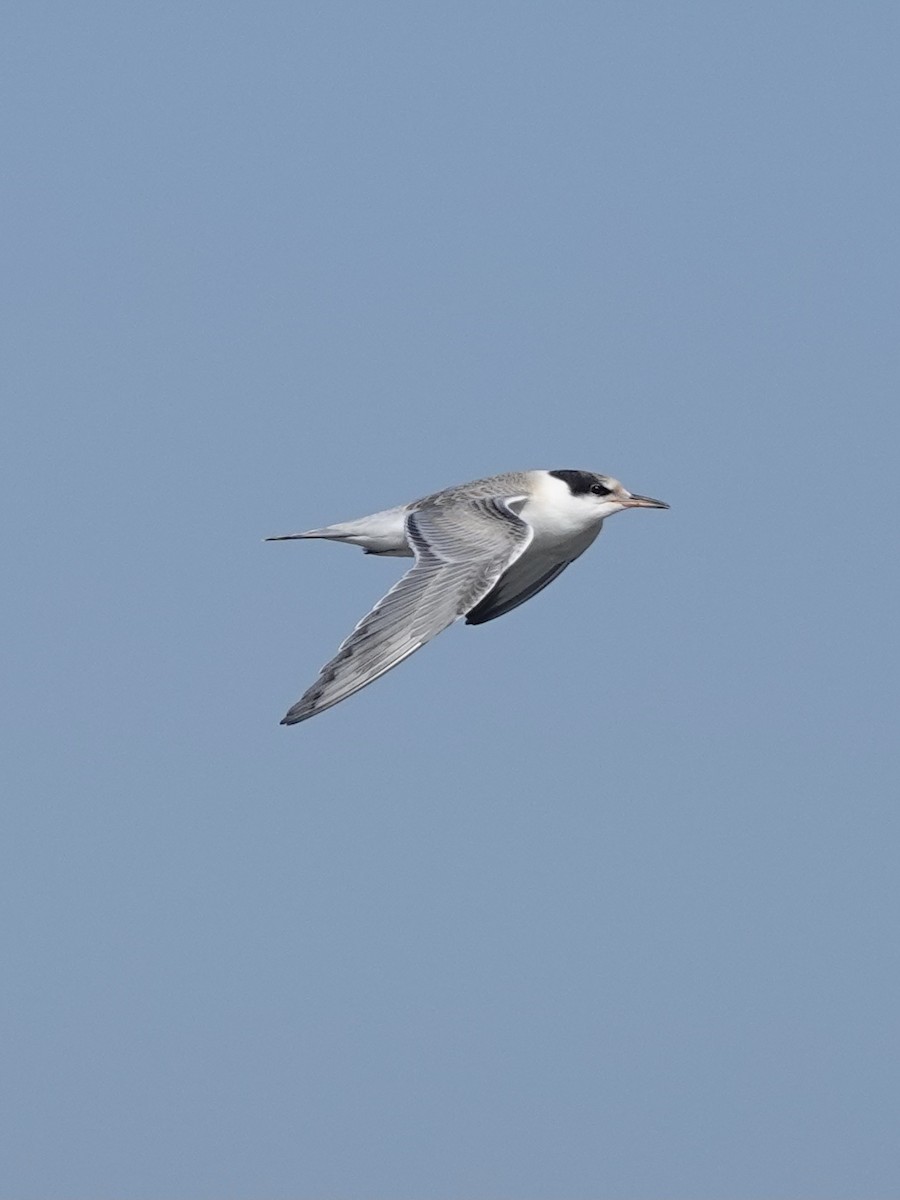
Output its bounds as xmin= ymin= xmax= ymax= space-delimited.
xmin=622 ymin=492 xmax=669 ymax=510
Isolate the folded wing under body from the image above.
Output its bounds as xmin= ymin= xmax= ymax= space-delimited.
xmin=465 ymin=555 xmax=573 ymax=625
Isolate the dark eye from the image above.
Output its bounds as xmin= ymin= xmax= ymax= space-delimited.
xmin=590 ymin=482 xmax=612 ymax=496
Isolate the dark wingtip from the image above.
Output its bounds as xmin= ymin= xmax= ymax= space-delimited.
xmin=281 ymin=704 xmax=311 ymax=725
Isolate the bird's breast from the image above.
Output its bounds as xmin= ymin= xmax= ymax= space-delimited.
xmin=519 ymin=496 xmax=603 ymax=554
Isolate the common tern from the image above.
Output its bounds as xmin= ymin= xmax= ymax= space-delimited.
xmin=268 ymin=468 xmax=668 ymax=724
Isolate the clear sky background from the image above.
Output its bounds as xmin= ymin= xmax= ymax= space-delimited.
xmin=3 ymin=4 xmax=898 ymax=1198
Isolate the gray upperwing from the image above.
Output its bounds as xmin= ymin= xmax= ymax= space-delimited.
xmin=281 ymin=496 xmax=532 ymax=724
xmin=465 ymin=557 xmax=573 ymax=626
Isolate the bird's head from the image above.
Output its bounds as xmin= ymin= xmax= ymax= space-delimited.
xmin=548 ymin=469 xmax=669 ymax=518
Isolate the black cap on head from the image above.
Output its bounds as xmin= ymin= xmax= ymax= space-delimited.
xmin=549 ymin=469 xmax=610 ymax=496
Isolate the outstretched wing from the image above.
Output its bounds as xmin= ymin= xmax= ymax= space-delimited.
xmin=281 ymin=495 xmax=532 ymax=724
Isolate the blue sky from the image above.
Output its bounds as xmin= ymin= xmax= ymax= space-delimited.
xmin=3 ymin=3 xmax=899 ymax=1197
